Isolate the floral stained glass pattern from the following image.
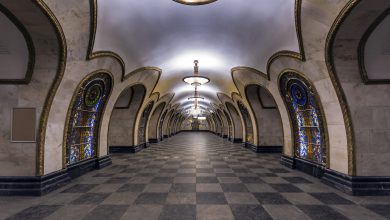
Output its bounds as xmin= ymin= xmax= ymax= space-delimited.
xmin=237 ymin=101 xmax=254 ymax=144
xmin=66 ymin=73 xmax=112 ymax=165
xmin=280 ymin=72 xmax=326 ymax=165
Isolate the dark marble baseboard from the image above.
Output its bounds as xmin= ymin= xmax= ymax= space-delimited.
xmin=149 ymin=138 xmax=158 ymax=143
xmin=163 ymin=135 xmax=169 ymax=138
xmin=0 ymin=155 xmax=111 ymax=196
xmin=231 ymin=138 xmax=243 ymax=143
xmin=281 ymin=155 xmax=390 ymax=196
xmin=244 ymin=143 xmax=283 ymax=153
xmin=109 ymin=145 xmax=144 ymax=153
xmin=322 ymin=169 xmax=390 ymax=196
xmin=223 ymin=135 xmax=228 ymax=138
xmin=280 ymin=155 xmax=325 ymax=178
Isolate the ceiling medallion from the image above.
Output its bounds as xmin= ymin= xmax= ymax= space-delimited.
xmin=173 ymin=0 xmax=217 ymax=6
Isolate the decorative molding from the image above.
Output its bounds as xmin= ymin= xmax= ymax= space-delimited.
xmin=35 ymin=0 xmax=68 ymax=176
xmin=325 ymin=0 xmax=360 ymax=176
xmin=0 ymin=155 xmax=111 ymax=196
xmin=0 ymin=4 xmax=35 ymax=84
xmin=358 ymin=8 xmax=390 ymax=84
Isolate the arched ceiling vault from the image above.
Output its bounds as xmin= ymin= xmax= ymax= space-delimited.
xmin=92 ymin=0 xmax=300 ymax=109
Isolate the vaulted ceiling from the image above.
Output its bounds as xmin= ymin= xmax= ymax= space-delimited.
xmin=92 ymin=0 xmax=300 ymax=109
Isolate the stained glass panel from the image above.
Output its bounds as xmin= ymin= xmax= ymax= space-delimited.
xmin=280 ymin=72 xmax=326 ymax=165
xmin=66 ymin=73 xmax=112 ymax=165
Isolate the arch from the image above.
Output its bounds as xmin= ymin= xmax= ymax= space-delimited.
xmin=328 ymin=0 xmax=390 ymax=177
xmin=65 ymin=72 xmax=112 ymax=165
xmin=279 ymin=71 xmax=328 ymax=166
xmin=225 ymin=102 xmax=243 ymax=142
xmin=223 ymin=109 xmax=234 ymax=139
xmin=162 ymin=109 xmax=175 ymax=138
xmin=245 ymin=84 xmax=283 ymax=152
xmin=148 ymin=102 xmax=166 ymax=143
xmin=158 ymin=109 xmax=168 ymax=141
xmin=138 ymin=101 xmax=154 ymax=146
xmin=217 ymin=109 xmax=229 ymax=138
xmin=237 ymin=101 xmax=254 ymax=145
xmin=108 ymin=84 xmax=146 ymax=152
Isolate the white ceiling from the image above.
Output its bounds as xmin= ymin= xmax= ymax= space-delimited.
xmin=94 ymin=0 xmax=299 ymax=108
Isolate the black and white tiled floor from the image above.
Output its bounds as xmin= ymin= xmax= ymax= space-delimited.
xmin=2 ymin=132 xmax=390 ymax=220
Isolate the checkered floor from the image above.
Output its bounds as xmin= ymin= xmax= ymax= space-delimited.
xmin=2 ymin=132 xmax=390 ymax=220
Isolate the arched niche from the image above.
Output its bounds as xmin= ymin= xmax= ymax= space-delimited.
xmin=138 ymin=101 xmax=154 ymax=146
xmin=245 ymin=84 xmax=283 ymax=151
xmin=162 ymin=109 xmax=175 ymax=138
xmin=148 ymin=102 xmax=166 ymax=143
xmin=108 ymin=84 xmax=146 ymax=152
xmin=237 ymin=101 xmax=254 ymax=145
xmin=158 ymin=109 xmax=168 ymax=141
xmin=223 ymin=109 xmax=234 ymax=139
xmin=217 ymin=109 xmax=229 ymax=138
xmin=225 ymin=102 xmax=243 ymax=142
xmin=65 ymin=72 xmax=112 ymax=165
xmin=279 ymin=71 xmax=327 ymax=167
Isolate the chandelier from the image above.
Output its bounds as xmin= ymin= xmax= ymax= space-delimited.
xmin=173 ymin=0 xmax=217 ymax=6
xmin=184 ymin=60 xmax=209 ymax=117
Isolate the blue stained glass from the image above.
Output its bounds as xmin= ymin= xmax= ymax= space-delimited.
xmin=66 ymin=73 xmax=112 ymax=165
xmin=280 ymin=72 xmax=326 ymax=165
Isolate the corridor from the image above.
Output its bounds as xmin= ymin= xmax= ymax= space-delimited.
xmin=2 ymin=132 xmax=390 ymax=220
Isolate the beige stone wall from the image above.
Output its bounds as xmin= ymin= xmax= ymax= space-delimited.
xmin=331 ymin=0 xmax=390 ymax=176
xmin=40 ymin=0 xmax=160 ymax=175
xmin=108 ymin=85 xmax=145 ymax=147
xmin=233 ymin=0 xmax=351 ymax=174
xmin=246 ymin=86 xmax=283 ymax=146
xmin=0 ymin=1 xmax=59 ymax=176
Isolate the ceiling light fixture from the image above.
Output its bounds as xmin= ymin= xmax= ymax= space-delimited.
xmin=184 ymin=60 xmax=210 ymax=117
xmin=183 ymin=60 xmax=210 ymax=86
xmin=173 ymin=0 xmax=217 ymax=6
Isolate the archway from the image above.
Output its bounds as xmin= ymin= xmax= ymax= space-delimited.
xmin=148 ymin=102 xmax=166 ymax=143
xmin=138 ymin=101 xmax=154 ymax=147
xmin=108 ymin=84 xmax=146 ymax=153
xmin=225 ymin=102 xmax=243 ymax=143
xmin=245 ymin=84 xmax=283 ymax=152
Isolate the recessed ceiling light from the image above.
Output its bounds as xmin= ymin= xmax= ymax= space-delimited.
xmin=173 ymin=0 xmax=217 ymax=6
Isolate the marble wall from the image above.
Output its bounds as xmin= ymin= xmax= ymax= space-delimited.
xmin=108 ymin=85 xmax=145 ymax=147
xmin=331 ymin=0 xmax=390 ymax=176
xmin=0 ymin=1 xmax=59 ymax=176
xmin=246 ymin=85 xmax=283 ymax=146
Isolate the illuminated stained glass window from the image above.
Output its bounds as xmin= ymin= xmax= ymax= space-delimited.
xmin=280 ymin=72 xmax=326 ymax=165
xmin=138 ymin=101 xmax=154 ymax=145
xmin=66 ymin=73 xmax=112 ymax=165
xmin=237 ymin=101 xmax=254 ymax=144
